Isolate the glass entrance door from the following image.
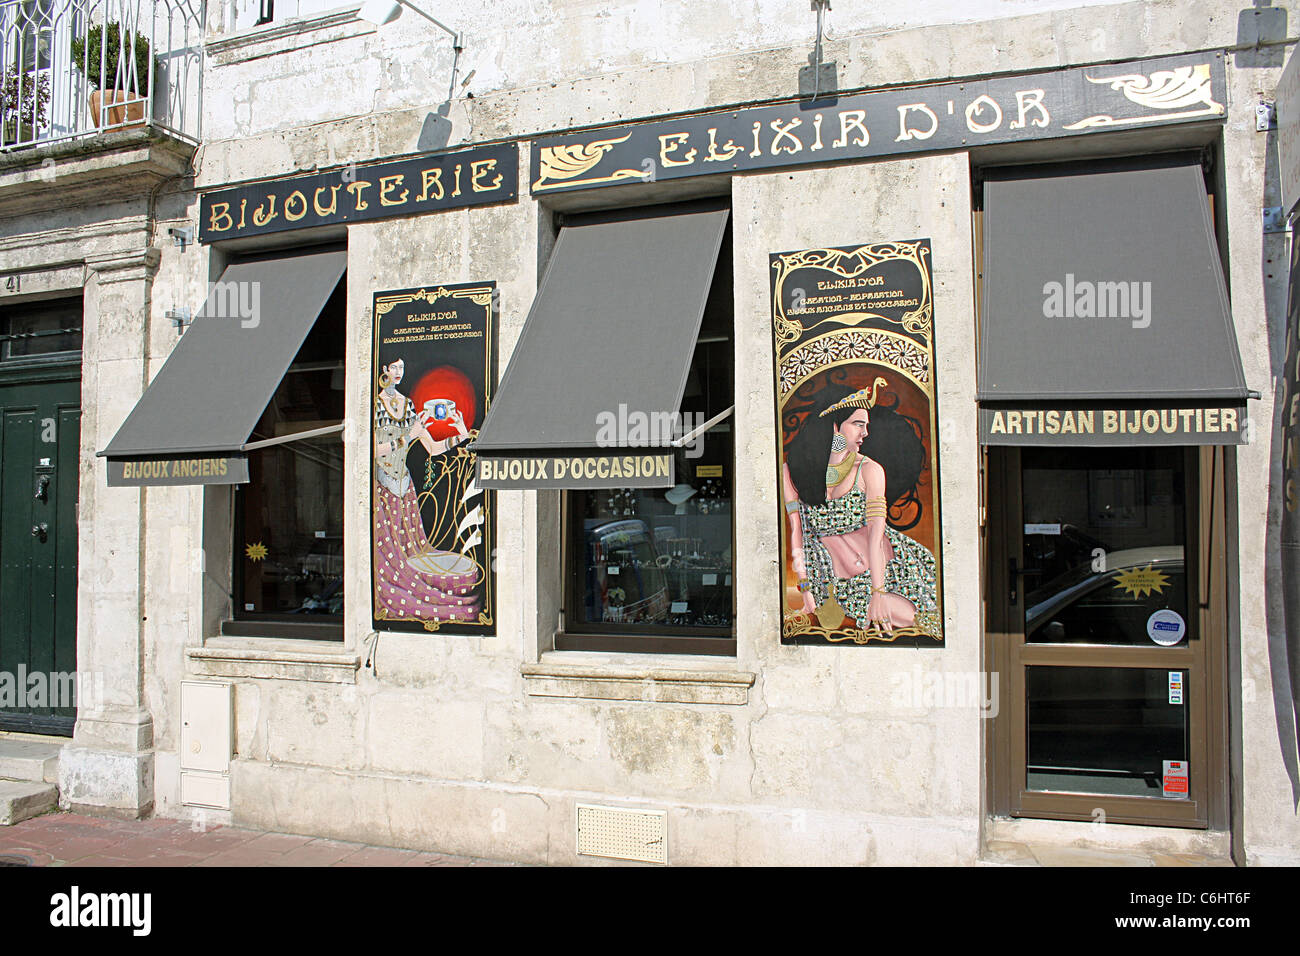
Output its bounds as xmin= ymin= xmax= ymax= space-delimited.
xmin=987 ymin=446 xmax=1222 ymax=827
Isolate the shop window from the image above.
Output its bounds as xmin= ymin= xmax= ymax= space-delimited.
xmin=0 ymin=298 xmax=82 ymax=360
xmin=558 ymin=236 xmax=735 ymax=654
xmin=231 ymin=273 xmax=345 ymax=631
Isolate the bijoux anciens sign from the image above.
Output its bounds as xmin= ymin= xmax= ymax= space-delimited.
xmin=200 ymin=142 xmax=518 ymax=242
xmin=530 ymin=53 xmax=1225 ymax=194
xmin=108 ymin=455 xmax=249 ymax=487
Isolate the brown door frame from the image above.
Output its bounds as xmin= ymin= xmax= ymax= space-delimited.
xmin=984 ymin=445 xmax=1230 ymax=829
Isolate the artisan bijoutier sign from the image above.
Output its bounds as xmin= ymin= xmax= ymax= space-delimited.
xmin=978 ymin=405 xmax=1246 ymax=445
xmin=530 ymin=53 xmax=1225 ymax=194
xmin=200 ymin=143 xmax=518 ymax=242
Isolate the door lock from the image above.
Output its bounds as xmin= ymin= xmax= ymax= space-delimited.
xmin=31 ymin=523 xmax=48 ymax=542
xmin=34 ymin=474 xmax=50 ymax=500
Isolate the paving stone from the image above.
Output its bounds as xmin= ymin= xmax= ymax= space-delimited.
xmin=241 ymin=831 xmax=315 ymax=852
xmin=332 ymin=847 xmax=421 ymax=866
xmin=272 ymin=840 xmax=363 ymax=866
xmin=67 ymin=854 xmax=139 ymax=866
xmin=36 ymin=836 xmax=131 ymax=861
xmin=0 ymin=812 xmax=507 ymax=867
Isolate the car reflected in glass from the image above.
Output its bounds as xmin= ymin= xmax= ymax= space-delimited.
xmin=1025 ymin=546 xmax=1186 ymax=646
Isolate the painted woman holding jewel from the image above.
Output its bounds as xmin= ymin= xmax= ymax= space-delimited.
xmin=373 ymin=357 xmax=478 ymax=624
xmin=780 ymin=378 xmax=937 ymax=636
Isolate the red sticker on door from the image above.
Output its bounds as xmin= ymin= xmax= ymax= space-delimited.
xmin=1162 ymin=759 xmax=1189 ymax=798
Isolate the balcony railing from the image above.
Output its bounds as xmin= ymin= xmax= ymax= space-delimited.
xmin=0 ymin=0 xmax=202 ymax=152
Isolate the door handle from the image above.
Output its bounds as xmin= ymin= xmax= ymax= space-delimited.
xmin=1008 ymin=557 xmax=1042 ymax=606
xmin=34 ymin=474 xmax=50 ymax=500
xmin=31 ymin=523 xmax=48 ymax=542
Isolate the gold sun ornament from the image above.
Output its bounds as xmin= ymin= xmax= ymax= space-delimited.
xmin=1113 ymin=563 xmax=1170 ymax=599
xmin=245 ymin=542 xmax=268 ymax=562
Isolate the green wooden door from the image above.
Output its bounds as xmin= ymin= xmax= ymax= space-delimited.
xmin=0 ymin=377 xmax=80 ymax=735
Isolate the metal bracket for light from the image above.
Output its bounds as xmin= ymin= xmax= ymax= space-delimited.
xmin=1257 ymin=101 xmax=1277 ymax=131
xmin=1264 ymin=205 xmax=1289 ymax=233
xmin=166 ymin=307 xmax=192 ymax=334
xmin=358 ymin=0 xmax=463 ymax=100
xmin=801 ymin=0 xmax=835 ymax=100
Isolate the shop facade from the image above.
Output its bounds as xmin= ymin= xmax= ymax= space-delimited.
xmin=5 ymin=0 xmax=1300 ymax=865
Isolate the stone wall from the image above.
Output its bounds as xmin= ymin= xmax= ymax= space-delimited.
xmin=14 ymin=0 xmax=1295 ymax=863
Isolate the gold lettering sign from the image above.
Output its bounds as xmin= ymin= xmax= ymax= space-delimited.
xmin=110 ymin=456 xmax=243 ymax=486
xmin=989 ymin=407 xmax=1239 ymax=437
xmin=199 ymin=145 xmax=519 ymax=242
xmin=476 ymin=454 xmax=673 ymax=487
xmin=530 ymin=54 xmax=1226 ymax=195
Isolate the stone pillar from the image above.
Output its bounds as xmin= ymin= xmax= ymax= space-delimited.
xmin=59 ymin=245 xmax=160 ymax=818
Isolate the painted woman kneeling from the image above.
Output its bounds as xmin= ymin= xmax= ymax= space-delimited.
xmin=781 ymin=380 xmax=937 ymax=636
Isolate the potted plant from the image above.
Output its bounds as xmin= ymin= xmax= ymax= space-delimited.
xmin=71 ymin=22 xmax=156 ymax=129
xmin=0 ymin=70 xmax=50 ymax=147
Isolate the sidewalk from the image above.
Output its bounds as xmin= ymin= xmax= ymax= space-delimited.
xmin=0 ymin=812 xmax=513 ymax=867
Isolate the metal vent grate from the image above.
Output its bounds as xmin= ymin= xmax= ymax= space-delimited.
xmin=576 ymin=804 xmax=667 ymax=865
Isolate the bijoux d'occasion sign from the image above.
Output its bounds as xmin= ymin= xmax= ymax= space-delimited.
xmin=772 ymin=240 xmax=944 ymax=647
xmin=477 ymin=452 xmax=673 ymax=489
xmin=201 ymin=143 xmax=518 ymax=242
xmin=371 ymin=282 xmax=497 ymax=634
xmin=531 ymin=52 xmax=1224 ymax=194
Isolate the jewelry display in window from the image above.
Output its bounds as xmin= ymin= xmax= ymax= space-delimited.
xmin=605 ymin=586 xmax=626 ymax=623
xmin=603 ymin=488 xmax=637 ymax=516
xmin=695 ymin=477 xmax=728 ymax=513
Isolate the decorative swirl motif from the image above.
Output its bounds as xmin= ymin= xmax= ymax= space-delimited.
xmin=532 ymin=134 xmax=648 ymax=190
xmin=1093 ymin=64 xmax=1219 ymax=110
xmin=779 ymin=329 xmax=930 ymax=395
xmin=1064 ymin=64 xmax=1223 ymax=130
xmin=375 ymin=285 xmax=486 ymax=317
xmin=782 ymin=609 xmax=942 ymax=644
xmin=416 ymin=439 xmax=484 ymax=560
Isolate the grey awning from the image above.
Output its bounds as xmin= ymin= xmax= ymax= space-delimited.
xmin=473 ymin=204 xmax=729 ymax=488
xmin=978 ymin=159 xmax=1250 ymax=445
xmin=101 ymin=249 xmax=346 ymax=484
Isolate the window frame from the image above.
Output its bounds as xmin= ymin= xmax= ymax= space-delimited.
xmin=553 ymin=200 xmax=737 ymax=657
xmin=0 ymin=296 xmax=83 ymax=363
xmin=220 ymin=241 xmax=347 ymax=642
